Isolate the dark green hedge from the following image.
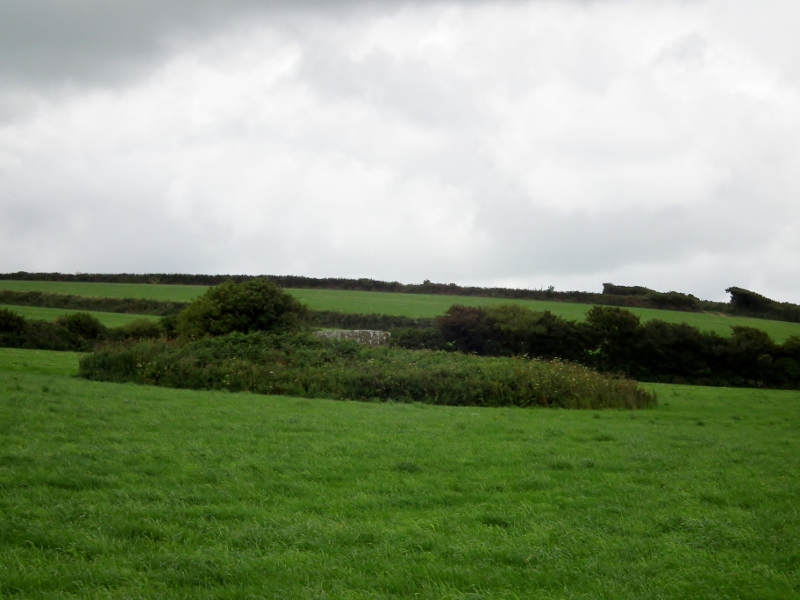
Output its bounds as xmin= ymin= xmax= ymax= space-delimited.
xmin=426 ymin=304 xmax=800 ymax=389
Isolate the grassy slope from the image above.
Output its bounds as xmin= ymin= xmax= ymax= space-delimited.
xmin=0 ymin=304 xmax=159 ymax=328
xmin=2 ymin=348 xmax=799 ymax=598
xmin=0 ymin=280 xmax=206 ymax=302
xmin=3 ymin=280 xmax=800 ymax=342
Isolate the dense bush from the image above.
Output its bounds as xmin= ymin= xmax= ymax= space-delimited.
xmin=388 ymin=327 xmax=448 ymax=350
xmin=418 ymin=303 xmax=800 ymax=389
xmin=79 ymin=333 xmax=657 ymax=410
xmin=0 ymin=311 xmax=162 ymax=351
xmin=0 ymin=308 xmax=26 ymax=335
xmin=176 ymin=279 xmax=308 ymax=338
xmin=727 ymin=287 xmax=800 ymax=323
xmin=0 ymin=310 xmax=92 ymax=351
xmin=55 ymin=312 xmax=107 ymax=341
xmin=108 ymin=318 xmax=165 ymax=341
xmin=602 ymin=284 xmax=702 ymax=312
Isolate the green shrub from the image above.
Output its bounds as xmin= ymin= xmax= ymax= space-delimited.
xmin=54 ymin=312 xmax=107 ymax=340
xmin=0 ymin=308 xmax=26 ymax=334
xmin=109 ymin=318 xmax=165 ymax=341
xmin=79 ymin=332 xmax=657 ymax=410
xmin=389 ymin=327 xmax=448 ymax=350
xmin=176 ymin=279 xmax=308 ymax=339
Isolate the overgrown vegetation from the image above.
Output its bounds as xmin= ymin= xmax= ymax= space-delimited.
xmin=0 ymin=308 xmax=102 ymax=352
xmin=79 ymin=332 xmax=656 ymax=409
xmin=410 ymin=304 xmax=800 ymax=389
xmin=0 ymin=309 xmax=165 ymax=352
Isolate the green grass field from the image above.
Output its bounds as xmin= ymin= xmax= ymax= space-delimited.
xmin=0 ymin=304 xmax=160 ymax=328
xmin=0 ymin=280 xmax=206 ymax=302
xmin=289 ymin=289 xmax=800 ymax=342
xmin=2 ymin=348 xmax=799 ymax=598
xmin=3 ymin=280 xmax=800 ymax=342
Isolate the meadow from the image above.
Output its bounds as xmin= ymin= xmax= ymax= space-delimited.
xmin=2 ymin=280 xmax=800 ymax=342
xmin=2 ymin=348 xmax=799 ymax=598
xmin=0 ymin=304 xmax=160 ymax=328
xmin=0 ymin=280 xmax=206 ymax=303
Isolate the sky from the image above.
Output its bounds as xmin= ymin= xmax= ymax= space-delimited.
xmin=1 ymin=0 xmax=799 ymax=302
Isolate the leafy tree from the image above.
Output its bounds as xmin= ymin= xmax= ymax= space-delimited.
xmin=55 ymin=312 xmax=107 ymax=340
xmin=436 ymin=305 xmax=495 ymax=354
xmin=0 ymin=308 xmax=26 ymax=335
xmin=176 ymin=279 xmax=308 ymax=339
xmin=584 ymin=306 xmax=642 ymax=373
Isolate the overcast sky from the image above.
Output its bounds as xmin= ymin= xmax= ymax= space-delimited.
xmin=1 ymin=0 xmax=798 ymax=301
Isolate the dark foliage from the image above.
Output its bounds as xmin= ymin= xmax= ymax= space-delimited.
xmin=602 ymin=283 xmax=655 ymax=297
xmin=55 ymin=312 xmax=108 ymax=341
xmin=436 ymin=305 xmax=497 ymax=354
xmin=727 ymin=287 xmax=800 ymax=323
xmin=108 ymin=319 xmax=165 ymax=341
xmin=602 ymin=283 xmax=702 ymax=312
xmin=0 ymin=308 xmax=26 ymax=335
xmin=0 ymin=311 xmax=164 ymax=351
xmin=176 ymin=279 xmax=309 ymax=338
xmin=423 ymin=303 xmax=800 ymax=389
xmin=0 ymin=310 xmax=95 ymax=351
xmin=388 ymin=327 xmax=448 ymax=350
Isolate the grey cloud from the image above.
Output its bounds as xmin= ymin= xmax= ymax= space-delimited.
xmin=0 ymin=0 xmax=523 ymax=88
xmin=0 ymin=1 xmax=273 ymax=87
xmin=2 ymin=0 xmax=799 ymax=304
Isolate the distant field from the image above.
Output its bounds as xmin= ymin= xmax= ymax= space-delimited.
xmin=289 ymin=289 xmax=800 ymax=342
xmin=0 ymin=280 xmax=206 ymax=302
xmin=1 ymin=347 xmax=799 ymax=598
xmin=3 ymin=280 xmax=800 ymax=342
xmin=0 ymin=304 xmax=160 ymax=328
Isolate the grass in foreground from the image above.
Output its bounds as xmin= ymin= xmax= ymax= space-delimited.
xmin=0 ymin=304 xmax=160 ymax=328
xmin=3 ymin=280 xmax=800 ymax=342
xmin=1 ymin=348 xmax=799 ymax=598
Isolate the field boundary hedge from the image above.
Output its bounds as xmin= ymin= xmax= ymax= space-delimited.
xmin=0 ymin=290 xmax=186 ymax=316
xmin=425 ymin=305 xmax=800 ymax=390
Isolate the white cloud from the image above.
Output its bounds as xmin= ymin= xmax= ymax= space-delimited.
xmin=1 ymin=0 xmax=800 ymax=302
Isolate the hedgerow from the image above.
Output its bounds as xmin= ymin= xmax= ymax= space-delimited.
xmin=427 ymin=304 xmax=800 ymax=389
xmin=79 ymin=332 xmax=656 ymax=410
